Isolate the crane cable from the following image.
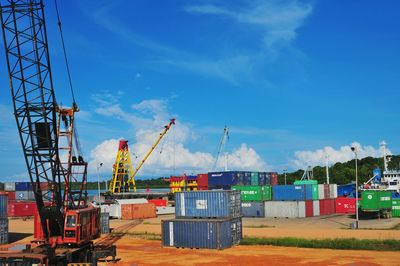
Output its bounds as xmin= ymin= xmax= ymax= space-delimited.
xmin=54 ymin=0 xmax=76 ymax=105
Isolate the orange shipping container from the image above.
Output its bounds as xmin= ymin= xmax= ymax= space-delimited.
xmin=121 ymin=203 xmax=156 ymax=220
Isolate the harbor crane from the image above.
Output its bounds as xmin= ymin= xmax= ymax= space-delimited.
xmin=213 ymin=126 xmax=229 ymax=171
xmin=109 ymin=118 xmax=175 ymax=193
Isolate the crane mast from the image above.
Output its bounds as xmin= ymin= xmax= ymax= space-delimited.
xmin=0 ymin=0 xmax=64 ymax=240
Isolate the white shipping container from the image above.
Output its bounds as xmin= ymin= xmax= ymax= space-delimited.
xmin=264 ymin=201 xmax=306 ymax=218
xmin=156 ymin=206 xmax=175 ymax=215
xmin=329 ymin=184 xmax=338 ymax=199
xmin=297 ymin=201 xmax=306 ymax=218
xmin=4 ymin=182 xmax=15 ymax=192
xmin=313 ymin=200 xmax=320 ymax=216
xmin=318 ymin=184 xmax=325 ymax=199
xmin=16 ymin=191 xmax=34 ymax=201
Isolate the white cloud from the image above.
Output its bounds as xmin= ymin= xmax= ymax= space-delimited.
xmin=89 ymin=94 xmax=268 ymax=177
xmin=291 ymin=142 xmax=387 ymax=169
xmin=185 ymin=1 xmax=313 ymax=49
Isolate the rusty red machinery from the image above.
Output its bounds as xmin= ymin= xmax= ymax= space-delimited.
xmin=0 ymin=0 xmax=115 ymax=264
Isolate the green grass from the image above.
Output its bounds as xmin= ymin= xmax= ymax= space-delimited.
xmin=111 ymin=231 xmax=161 ymax=240
xmin=241 ymin=237 xmax=400 ymax=251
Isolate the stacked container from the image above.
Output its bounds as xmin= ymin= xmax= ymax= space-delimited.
xmin=0 ymin=192 xmax=8 ymax=244
xmin=162 ymin=190 xmax=242 ymax=250
xmin=207 ymin=171 xmax=278 ymax=190
xmin=232 ymin=185 xmax=271 ymax=217
xmin=360 ymin=190 xmax=392 ymax=212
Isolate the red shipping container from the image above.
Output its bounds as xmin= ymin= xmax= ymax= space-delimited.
xmin=319 ymin=199 xmax=335 ymax=215
xmin=270 ymin=173 xmax=278 ymax=185
xmin=7 ymin=191 xmax=16 ymax=201
xmin=335 ymin=197 xmax=360 ymax=214
xmin=305 ymin=200 xmax=314 ymax=217
xmin=196 ymin=174 xmax=208 ymax=188
xmin=8 ymin=201 xmax=37 ymax=217
xmin=148 ymin=199 xmax=167 ymax=207
xmin=197 ymin=187 xmax=208 ymax=191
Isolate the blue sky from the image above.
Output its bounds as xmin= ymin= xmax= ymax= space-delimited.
xmin=0 ymin=0 xmax=399 ymax=181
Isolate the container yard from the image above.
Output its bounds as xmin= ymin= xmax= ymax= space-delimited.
xmin=0 ymin=1 xmax=399 ymax=266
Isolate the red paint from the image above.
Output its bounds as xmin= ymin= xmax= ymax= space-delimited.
xmin=7 ymin=191 xmax=15 ymax=201
xmin=8 ymin=201 xmax=37 ymax=217
xmin=335 ymin=197 xmax=360 ymax=214
xmin=319 ymin=199 xmax=335 ymax=215
xmin=270 ymin=172 xmax=278 ymax=185
xmin=196 ymin=174 xmax=208 ymax=188
xmin=323 ymin=184 xmax=330 ymax=199
xmin=305 ymin=200 xmax=314 ymax=217
xmin=34 ymin=211 xmax=44 ymax=241
xmin=197 ymin=187 xmax=208 ymax=191
xmin=148 ymin=199 xmax=167 ymax=207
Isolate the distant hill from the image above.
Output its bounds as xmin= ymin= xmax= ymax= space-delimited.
xmin=278 ymin=155 xmax=400 ymax=185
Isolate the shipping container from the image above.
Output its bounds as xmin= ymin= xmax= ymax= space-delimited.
xmin=156 ymin=206 xmax=175 ymax=215
xmin=318 ymin=184 xmax=325 ymax=199
xmin=15 ymin=191 xmax=35 ymax=201
xmin=162 ymin=217 xmax=242 ymax=249
xmin=15 ymin=182 xmax=31 ymax=191
xmin=148 ymin=199 xmax=167 ymax=207
xmin=121 ymin=203 xmax=156 ymax=220
xmin=270 ymin=172 xmax=278 ymax=185
xmin=0 ymin=193 xmax=7 ymax=219
xmin=100 ymin=212 xmax=110 ymax=234
xmin=264 ymin=201 xmax=306 ymax=218
xmin=293 ymin=181 xmax=318 ymax=200
xmin=0 ymin=218 xmax=8 ymax=244
xmin=109 ymin=198 xmax=149 ymax=218
xmin=335 ymin=197 xmax=359 ymax=214
xmin=175 ymin=190 xmax=241 ymax=219
xmin=250 ymin=172 xmax=259 ymax=185
xmin=272 ymin=185 xmax=312 ymax=201
xmin=196 ymin=174 xmax=208 ymax=188
xmin=360 ymin=190 xmax=392 ymax=212
xmin=7 ymin=191 xmax=15 ymax=201
xmin=232 ymin=185 xmax=271 ymax=201
xmin=8 ymin=201 xmax=37 ymax=217
xmin=241 ymin=202 xmax=264 ymax=217
xmin=4 ymin=182 xmax=15 ymax=192
xmin=392 ymin=199 xmax=400 ymax=217
xmin=313 ymin=200 xmax=320 ymax=216
xmin=329 ymin=184 xmax=338 ymax=199
xmin=305 ymin=200 xmax=313 ymax=217
xmin=319 ymin=199 xmax=335 ymax=215
xmin=197 ymin=187 xmax=208 ymax=191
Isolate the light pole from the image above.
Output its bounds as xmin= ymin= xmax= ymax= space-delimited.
xmin=283 ymin=169 xmax=287 ymax=185
xmin=351 ymin=147 xmax=359 ymax=229
xmin=96 ymin=162 xmax=103 ymax=201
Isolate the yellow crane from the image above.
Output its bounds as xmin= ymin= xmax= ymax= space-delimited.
xmin=109 ymin=118 xmax=175 ymax=193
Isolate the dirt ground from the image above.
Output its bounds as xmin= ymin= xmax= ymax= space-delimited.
xmin=4 ymin=215 xmax=400 ymax=265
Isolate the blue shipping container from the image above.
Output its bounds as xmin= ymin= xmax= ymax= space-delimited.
xmin=272 ymin=185 xmax=312 ymax=201
xmin=175 ymin=190 xmax=241 ymax=218
xmin=0 ymin=193 xmax=7 ymax=219
xmin=241 ymin=201 xmax=264 ymax=217
xmin=208 ymin=171 xmax=251 ymax=188
xmin=15 ymin=182 xmax=31 ymax=191
xmin=162 ymin=218 xmax=242 ymax=249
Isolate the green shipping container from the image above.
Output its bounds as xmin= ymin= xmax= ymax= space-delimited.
xmin=293 ymin=180 xmax=318 ymax=200
xmin=232 ymin=185 xmax=271 ymax=201
xmin=250 ymin=172 xmax=259 ymax=186
xmin=392 ymin=200 xmax=400 ymax=217
xmin=360 ymin=190 xmax=392 ymax=212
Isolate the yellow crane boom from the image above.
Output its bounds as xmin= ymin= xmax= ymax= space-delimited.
xmin=127 ymin=118 xmax=175 ymax=188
